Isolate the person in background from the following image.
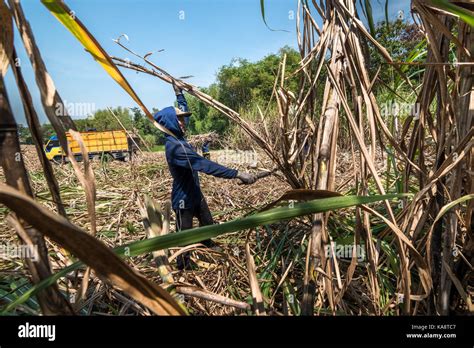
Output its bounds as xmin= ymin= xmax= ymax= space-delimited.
xmin=201 ymin=141 xmax=210 ymax=160
xmin=153 ymin=83 xmax=257 ymax=269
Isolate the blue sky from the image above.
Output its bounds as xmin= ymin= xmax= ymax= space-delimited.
xmin=5 ymin=0 xmax=411 ymax=125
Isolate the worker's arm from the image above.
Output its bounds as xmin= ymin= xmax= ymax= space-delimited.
xmin=173 ymin=84 xmax=189 ymax=113
xmin=171 ymin=147 xmax=257 ymax=184
xmin=171 ymin=145 xmax=237 ymax=179
xmin=201 ymin=142 xmax=210 ymax=159
xmin=174 ymin=84 xmax=190 ymax=127
xmin=176 ymin=93 xmax=189 ymax=113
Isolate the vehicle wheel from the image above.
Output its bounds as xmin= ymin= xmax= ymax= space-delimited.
xmin=52 ymin=156 xmax=64 ymax=164
xmin=101 ymin=153 xmax=114 ymax=163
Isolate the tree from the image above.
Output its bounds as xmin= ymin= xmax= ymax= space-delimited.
xmin=186 ymin=84 xmax=230 ymax=135
xmin=131 ymin=107 xmax=164 ymax=145
xmin=41 ymin=123 xmax=56 ymax=143
xmin=369 ymin=19 xmax=425 ymax=90
xmin=84 ymin=107 xmax=133 ymax=131
xmin=185 ymin=46 xmax=301 ymax=137
xmin=17 ymin=124 xmax=33 ymax=144
xmin=216 ymin=46 xmax=300 ymax=110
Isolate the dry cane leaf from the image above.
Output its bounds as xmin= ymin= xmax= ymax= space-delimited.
xmin=245 ymin=240 xmax=266 ymax=315
xmin=68 ymin=130 xmax=97 ymax=235
xmin=0 ymin=0 xmax=13 ymax=76
xmin=0 ymin=183 xmax=185 ymax=315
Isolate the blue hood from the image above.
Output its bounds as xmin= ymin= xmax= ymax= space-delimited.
xmin=153 ymin=106 xmax=184 ymax=139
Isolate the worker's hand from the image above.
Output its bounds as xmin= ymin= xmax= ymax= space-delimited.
xmin=172 ymin=82 xmax=182 ymax=95
xmin=236 ymin=172 xmax=257 ymax=185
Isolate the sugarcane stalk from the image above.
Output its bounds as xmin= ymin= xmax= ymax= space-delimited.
xmin=0 ymin=74 xmax=73 ymax=315
xmin=8 ymin=0 xmax=76 ymax=154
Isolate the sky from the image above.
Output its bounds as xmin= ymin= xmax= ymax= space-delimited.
xmin=4 ymin=0 xmax=411 ymax=125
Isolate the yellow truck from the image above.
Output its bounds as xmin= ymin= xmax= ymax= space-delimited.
xmin=44 ymin=130 xmax=137 ymax=162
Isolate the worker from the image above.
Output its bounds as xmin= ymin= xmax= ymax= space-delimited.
xmin=201 ymin=141 xmax=210 ymax=160
xmin=153 ymin=84 xmax=257 ymax=270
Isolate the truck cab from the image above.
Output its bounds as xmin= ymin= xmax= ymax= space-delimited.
xmin=44 ymin=135 xmax=63 ymax=161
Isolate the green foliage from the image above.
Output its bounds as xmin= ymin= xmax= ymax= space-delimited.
xmin=374 ymin=19 xmax=424 ymax=61
xmin=17 ymin=124 xmax=33 ymax=145
xmin=259 ymin=0 xmax=290 ymax=32
xmin=369 ymin=18 xmax=426 ymax=90
xmin=131 ymin=107 xmax=164 ymax=145
xmin=186 ymin=46 xmax=300 ymax=137
xmin=362 ymin=0 xmax=376 ymax=36
xmin=186 ymin=84 xmax=230 ymax=135
xmin=78 ymin=107 xmax=133 ymax=131
xmin=40 ymin=123 xmax=55 ymax=142
xmin=431 ymin=0 xmax=474 ymax=27
xmin=217 ymin=46 xmax=299 ymax=110
xmin=151 ymin=145 xmax=165 ymax=152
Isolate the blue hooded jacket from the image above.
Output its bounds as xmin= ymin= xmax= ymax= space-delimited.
xmin=154 ymin=93 xmax=238 ymax=211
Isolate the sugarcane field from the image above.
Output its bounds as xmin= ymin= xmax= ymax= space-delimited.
xmin=0 ymin=0 xmax=473 ymax=338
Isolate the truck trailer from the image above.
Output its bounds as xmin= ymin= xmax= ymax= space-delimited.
xmin=44 ymin=130 xmax=138 ymax=162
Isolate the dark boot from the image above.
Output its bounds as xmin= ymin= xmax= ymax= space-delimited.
xmin=177 ymin=252 xmax=192 ymax=270
xmin=201 ymin=239 xmax=218 ymax=248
